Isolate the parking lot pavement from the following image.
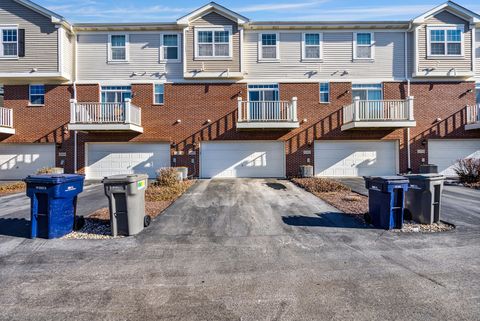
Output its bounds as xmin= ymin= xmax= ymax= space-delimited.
xmin=0 ymin=184 xmax=107 ymax=238
xmin=0 ymin=179 xmax=479 ymax=321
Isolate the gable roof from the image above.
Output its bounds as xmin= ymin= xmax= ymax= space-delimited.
xmin=12 ymin=0 xmax=72 ymax=29
xmin=413 ymin=1 xmax=480 ymax=24
xmin=177 ymin=2 xmax=249 ymax=25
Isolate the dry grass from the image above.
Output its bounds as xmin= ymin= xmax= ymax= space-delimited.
xmin=86 ymin=180 xmax=195 ymax=223
xmin=0 ymin=182 xmax=26 ymax=195
xmin=156 ymin=167 xmax=180 ymax=187
xmin=292 ymin=177 xmax=368 ymax=216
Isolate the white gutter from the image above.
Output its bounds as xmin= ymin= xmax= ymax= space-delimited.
xmin=405 ymin=30 xmax=412 ymax=172
xmin=73 ymin=31 xmax=78 ymax=173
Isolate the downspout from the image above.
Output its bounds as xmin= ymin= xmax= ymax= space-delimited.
xmin=73 ymin=31 xmax=78 ymax=174
xmin=405 ymin=30 xmax=412 ymax=172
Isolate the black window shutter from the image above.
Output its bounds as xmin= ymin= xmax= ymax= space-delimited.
xmin=18 ymin=29 xmax=25 ymax=57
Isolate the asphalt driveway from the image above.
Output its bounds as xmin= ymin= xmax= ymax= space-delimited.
xmin=0 ymin=179 xmax=479 ymax=320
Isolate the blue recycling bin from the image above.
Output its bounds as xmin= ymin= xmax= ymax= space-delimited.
xmin=25 ymin=174 xmax=85 ymax=239
xmin=364 ymin=176 xmax=409 ymax=230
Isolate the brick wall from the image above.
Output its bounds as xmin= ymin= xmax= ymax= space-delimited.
xmin=2 ymin=81 xmax=478 ymax=177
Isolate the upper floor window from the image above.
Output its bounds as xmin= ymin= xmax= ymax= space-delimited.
xmin=352 ymin=84 xmax=382 ymax=101
xmin=259 ymin=33 xmax=279 ymax=61
xmin=476 ymin=83 xmax=480 ymax=104
xmin=302 ymin=33 xmax=322 ymax=60
xmin=0 ymin=27 xmax=18 ymax=58
xmin=154 ymin=84 xmax=164 ymax=104
xmin=195 ymin=27 xmax=232 ymax=59
xmin=353 ymin=32 xmax=374 ymax=60
xmin=108 ymin=34 xmax=128 ymax=62
xmin=319 ymin=83 xmax=329 ymax=103
xmin=101 ymin=86 xmax=131 ymax=103
xmin=29 ymin=85 xmax=45 ymax=106
xmin=160 ymin=33 xmax=180 ymax=62
xmin=427 ymin=26 xmax=463 ymax=57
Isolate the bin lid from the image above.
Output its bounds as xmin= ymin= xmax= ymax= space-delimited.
xmin=102 ymin=174 xmax=149 ymax=183
xmin=406 ymin=173 xmax=445 ymax=180
xmin=24 ymin=174 xmax=85 ymax=184
xmin=370 ymin=175 xmax=409 ymax=184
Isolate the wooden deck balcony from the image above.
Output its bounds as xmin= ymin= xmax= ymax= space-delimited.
xmin=342 ymin=97 xmax=416 ymax=131
xmin=68 ymin=99 xmax=143 ymax=133
xmin=465 ymin=104 xmax=480 ymax=130
xmin=236 ymin=97 xmax=300 ymax=130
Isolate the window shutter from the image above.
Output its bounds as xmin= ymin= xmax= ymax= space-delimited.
xmin=18 ymin=29 xmax=25 ymax=57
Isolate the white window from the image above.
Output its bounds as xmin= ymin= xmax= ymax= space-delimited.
xmin=0 ymin=26 xmax=18 ymax=58
xmin=302 ymin=33 xmax=322 ymax=60
xmin=319 ymin=83 xmax=329 ymax=103
xmin=101 ymin=86 xmax=131 ymax=103
xmin=160 ymin=33 xmax=180 ymax=62
xmin=195 ymin=27 xmax=232 ymax=59
xmin=29 ymin=85 xmax=45 ymax=105
xmin=353 ymin=32 xmax=374 ymax=60
xmin=352 ymin=84 xmax=382 ymax=101
xmin=108 ymin=34 xmax=128 ymax=62
xmin=475 ymin=83 xmax=480 ymax=104
xmin=259 ymin=33 xmax=279 ymax=61
xmin=154 ymin=84 xmax=164 ymax=104
xmin=427 ymin=26 xmax=463 ymax=57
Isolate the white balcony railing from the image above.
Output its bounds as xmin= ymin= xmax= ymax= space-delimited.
xmin=0 ymin=107 xmax=13 ymax=129
xmin=343 ymin=97 xmax=415 ymax=124
xmin=466 ymin=104 xmax=480 ymax=124
xmin=237 ymin=97 xmax=298 ymax=123
xmin=70 ymin=98 xmax=141 ymax=126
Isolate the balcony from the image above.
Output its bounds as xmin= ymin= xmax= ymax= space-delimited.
xmin=0 ymin=107 xmax=15 ymax=135
xmin=465 ymin=104 xmax=480 ymax=130
xmin=341 ymin=97 xmax=416 ymax=131
xmin=68 ymin=99 xmax=143 ymax=133
xmin=236 ymin=97 xmax=300 ymax=130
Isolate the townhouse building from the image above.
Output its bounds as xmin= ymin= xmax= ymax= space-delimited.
xmin=0 ymin=0 xmax=479 ymax=179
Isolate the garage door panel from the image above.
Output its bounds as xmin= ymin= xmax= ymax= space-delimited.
xmin=86 ymin=143 xmax=170 ymax=179
xmin=428 ymin=140 xmax=480 ymax=176
xmin=0 ymin=144 xmax=55 ymax=180
xmin=201 ymin=141 xmax=285 ymax=178
xmin=315 ymin=141 xmax=397 ymax=177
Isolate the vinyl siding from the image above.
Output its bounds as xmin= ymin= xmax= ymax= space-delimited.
xmin=0 ymin=0 xmax=58 ymax=73
xmin=244 ymin=31 xmax=406 ymax=80
xmin=417 ymin=11 xmax=473 ymax=74
xmin=475 ymin=29 xmax=480 ymax=78
xmin=77 ymin=32 xmax=183 ymax=82
xmin=61 ymin=27 xmax=74 ymax=78
xmin=185 ymin=12 xmax=240 ymax=73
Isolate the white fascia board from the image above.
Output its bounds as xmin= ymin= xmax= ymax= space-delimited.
xmin=413 ymin=2 xmax=480 ymax=24
xmin=177 ymin=2 xmax=249 ymax=25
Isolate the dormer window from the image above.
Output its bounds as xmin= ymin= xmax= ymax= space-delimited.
xmin=195 ymin=27 xmax=232 ymax=59
xmin=427 ymin=26 xmax=463 ymax=57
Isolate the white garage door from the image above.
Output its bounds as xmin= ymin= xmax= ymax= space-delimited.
xmin=315 ymin=140 xmax=397 ymax=177
xmin=0 ymin=144 xmax=55 ymax=180
xmin=428 ymin=139 xmax=480 ymax=176
xmin=200 ymin=141 xmax=285 ymax=178
xmin=86 ymin=143 xmax=170 ymax=179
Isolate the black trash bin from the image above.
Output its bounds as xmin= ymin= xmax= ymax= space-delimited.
xmin=25 ymin=174 xmax=85 ymax=239
xmin=364 ymin=176 xmax=409 ymax=230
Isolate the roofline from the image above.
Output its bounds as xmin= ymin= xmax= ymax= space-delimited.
xmin=412 ymin=1 xmax=480 ymax=24
xmin=13 ymin=0 xmax=72 ymax=30
xmin=73 ymin=22 xmax=181 ymax=31
xmin=176 ymin=2 xmax=249 ymax=25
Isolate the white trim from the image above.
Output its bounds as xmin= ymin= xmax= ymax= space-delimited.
xmin=319 ymin=82 xmax=329 ymax=103
xmin=28 ymin=84 xmax=45 ymax=106
xmin=58 ymin=27 xmax=63 ymax=73
xmin=153 ymin=83 xmax=165 ymax=105
xmin=239 ymin=27 xmax=244 ymax=74
xmin=0 ymin=25 xmax=19 ymax=59
xmin=301 ymin=32 xmax=323 ymax=62
xmin=426 ymin=24 xmax=464 ymax=58
xmin=258 ymin=32 xmax=280 ymax=62
xmin=353 ymin=32 xmax=375 ymax=60
xmin=194 ymin=26 xmax=233 ymax=60
xmin=413 ymin=3 xmax=480 ymax=24
xmin=176 ymin=3 xmax=249 ymax=25
xmin=159 ymin=32 xmax=181 ymax=63
xmin=471 ymin=26 xmax=476 ymax=73
xmin=182 ymin=27 xmax=188 ymax=75
xmin=107 ymin=33 xmax=129 ymax=63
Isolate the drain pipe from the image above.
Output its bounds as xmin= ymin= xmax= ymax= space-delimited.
xmin=405 ymin=31 xmax=412 ymax=173
xmin=73 ymin=32 xmax=78 ymax=173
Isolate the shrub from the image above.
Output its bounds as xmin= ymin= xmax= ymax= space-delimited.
xmin=454 ymin=158 xmax=480 ymax=183
xmin=155 ymin=167 xmax=180 ymax=187
xmin=292 ymin=177 xmax=350 ymax=193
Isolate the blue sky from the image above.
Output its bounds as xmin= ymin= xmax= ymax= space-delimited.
xmin=37 ymin=0 xmax=480 ymax=23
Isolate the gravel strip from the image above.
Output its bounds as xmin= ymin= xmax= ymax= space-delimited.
xmin=391 ymin=220 xmax=455 ymax=233
xmin=62 ymin=218 xmax=120 ymax=240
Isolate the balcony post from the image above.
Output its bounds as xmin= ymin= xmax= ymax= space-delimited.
xmin=69 ymin=99 xmax=77 ymax=123
xmin=353 ymin=96 xmax=360 ymax=122
xmin=237 ymin=96 xmax=243 ymax=121
xmin=407 ymin=96 xmax=414 ymax=121
xmin=291 ymin=97 xmax=298 ymax=122
xmin=125 ymin=98 xmax=131 ymax=124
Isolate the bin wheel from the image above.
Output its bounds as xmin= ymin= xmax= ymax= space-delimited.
xmin=144 ymin=215 xmax=151 ymax=227
xmin=364 ymin=212 xmax=372 ymax=225
xmin=74 ymin=216 xmax=85 ymax=231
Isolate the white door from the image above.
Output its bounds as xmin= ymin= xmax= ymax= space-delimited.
xmin=428 ymin=139 xmax=480 ymax=176
xmin=315 ymin=140 xmax=397 ymax=177
xmin=200 ymin=141 xmax=285 ymax=178
xmin=0 ymin=144 xmax=55 ymax=180
xmin=86 ymin=143 xmax=170 ymax=179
